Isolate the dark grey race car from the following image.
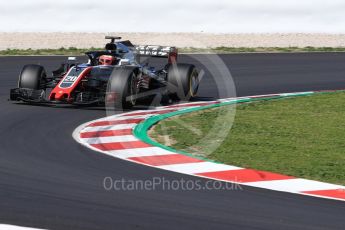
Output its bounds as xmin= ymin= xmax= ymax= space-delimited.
xmin=10 ymin=36 xmax=200 ymax=109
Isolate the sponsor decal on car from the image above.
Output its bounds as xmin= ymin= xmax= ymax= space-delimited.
xmin=59 ymin=67 xmax=81 ymax=88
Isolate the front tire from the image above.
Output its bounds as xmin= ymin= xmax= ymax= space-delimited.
xmin=107 ymin=67 xmax=139 ymax=110
xmin=18 ymin=64 xmax=46 ymax=89
xmin=167 ymin=63 xmax=199 ymax=101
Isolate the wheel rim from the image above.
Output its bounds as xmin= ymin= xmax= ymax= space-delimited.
xmin=189 ymin=70 xmax=199 ymax=97
xmin=129 ymin=73 xmax=138 ymax=105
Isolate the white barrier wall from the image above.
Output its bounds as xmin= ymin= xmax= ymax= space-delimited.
xmin=1 ymin=0 xmax=345 ymax=33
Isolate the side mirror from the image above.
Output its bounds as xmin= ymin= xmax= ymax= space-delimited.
xmin=119 ymin=59 xmax=130 ymax=66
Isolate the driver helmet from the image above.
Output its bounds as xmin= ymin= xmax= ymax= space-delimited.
xmin=99 ymin=55 xmax=116 ymax=65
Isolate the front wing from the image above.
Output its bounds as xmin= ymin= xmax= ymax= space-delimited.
xmin=10 ymin=88 xmax=103 ymax=106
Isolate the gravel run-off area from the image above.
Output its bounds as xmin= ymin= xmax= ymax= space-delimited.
xmin=1 ymin=33 xmax=345 ymax=50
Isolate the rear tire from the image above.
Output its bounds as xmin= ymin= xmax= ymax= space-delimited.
xmin=167 ymin=63 xmax=199 ymax=101
xmin=107 ymin=67 xmax=139 ymax=110
xmin=18 ymin=64 xmax=46 ymax=89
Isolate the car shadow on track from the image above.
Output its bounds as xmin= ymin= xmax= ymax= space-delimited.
xmin=10 ymin=96 xmax=216 ymax=111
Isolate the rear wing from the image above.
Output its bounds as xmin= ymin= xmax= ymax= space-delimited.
xmin=135 ymin=45 xmax=178 ymax=64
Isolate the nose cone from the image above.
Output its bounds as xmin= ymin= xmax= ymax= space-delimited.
xmin=50 ymin=91 xmax=68 ymax=101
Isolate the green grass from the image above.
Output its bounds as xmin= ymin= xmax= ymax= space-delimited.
xmin=208 ymin=46 xmax=345 ymax=53
xmin=180 ymin=46 xmax=345 ymax=53
xmin=150 ymin=92 xmax=345 ymax=185
xmin=0 ymin=47 xmax=101 ymax=55
xmin=2 ymin=46 xmax=345 ymax=55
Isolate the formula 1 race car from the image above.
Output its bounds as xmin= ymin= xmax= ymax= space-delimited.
xmin=10 ymin=36 xmax=200 ymax=109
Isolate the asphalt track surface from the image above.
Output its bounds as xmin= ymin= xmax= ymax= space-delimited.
xmin=1 ymin=53 xmax=345 ymax=230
